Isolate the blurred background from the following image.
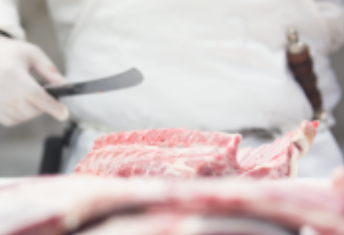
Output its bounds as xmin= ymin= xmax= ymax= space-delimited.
xmin=1 ymin=0 xmax=344 ymax=176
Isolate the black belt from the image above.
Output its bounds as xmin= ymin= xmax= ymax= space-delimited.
xmin=226 ymin=128 xmax=281 ymax=139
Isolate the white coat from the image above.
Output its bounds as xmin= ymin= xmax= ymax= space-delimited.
xmin=1 ymin=0 xmax=344 ymax=177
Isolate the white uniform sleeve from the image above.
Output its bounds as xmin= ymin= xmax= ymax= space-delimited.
xmin=314 ymin=0 xmax=344 ymax=53
xmin=0 ymin=0 xmax=25 ymax=39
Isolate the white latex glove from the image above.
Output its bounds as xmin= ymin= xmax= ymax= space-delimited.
xmin=0 ymin=36 xmax=69 ymax=126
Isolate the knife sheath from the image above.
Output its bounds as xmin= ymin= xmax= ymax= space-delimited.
xmin=39 ymin=122 xmax=77 ymax=174
xmin=286 ymin=27 xmax=325 ymax=120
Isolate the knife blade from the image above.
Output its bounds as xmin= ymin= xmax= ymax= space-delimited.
xmin=44 ymin=68 xmax=143 ymax=99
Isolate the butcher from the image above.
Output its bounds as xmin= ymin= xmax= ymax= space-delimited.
xmin=0 ymin=0 xmax=343 ymax=177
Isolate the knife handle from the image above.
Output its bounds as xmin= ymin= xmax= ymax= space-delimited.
xmin=45 ymin=85 xmax=79 ymax=99
xmin=39 ymin=82 xmax=59 ymax=99
xmin=287 ymin=46 xmax=322 ymax=111
xmin=286 ymin=27 xmax=324 ymax=120
xmin=45 ymin=88 xmax=59 ymax=99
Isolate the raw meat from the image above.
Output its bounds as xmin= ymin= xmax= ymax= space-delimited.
xmin=75 ymin=145 xmax=238 ymax=178
xmin=75 ymin=121 xmax=318 ymax=179
xmin=237 ymin=120 xmax=318 ymax=179
xmin=0 ymin=173 xmax=343 ymax=235
xmin=92 ymin=128 xmax=242 ymax=150
xmin=332 ymin=167 xmax=344 ymax=196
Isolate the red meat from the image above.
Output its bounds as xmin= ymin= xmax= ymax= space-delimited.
xmin=0 ymin=173 xmax=343 ymax=235
xmin=92 ymin=128 xmax=242 ymax=149
xmin=76 ymin=121 xmax=318 ymax=179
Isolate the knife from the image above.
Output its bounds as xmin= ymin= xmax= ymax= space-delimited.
xmin=44 ymin=68 xmax=143 ymax=99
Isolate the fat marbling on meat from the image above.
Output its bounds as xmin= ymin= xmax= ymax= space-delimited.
xmin=75 ymin=121 xmax=318 ymax=179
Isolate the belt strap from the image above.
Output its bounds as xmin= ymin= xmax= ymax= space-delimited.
xmin=225 ymin=127 xmax=282 ymax=139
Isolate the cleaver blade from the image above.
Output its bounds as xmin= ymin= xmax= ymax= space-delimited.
xmin=44 ymin=68 xmax=143 ymax=99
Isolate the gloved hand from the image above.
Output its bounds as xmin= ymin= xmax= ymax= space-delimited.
xmin=0 ymin=36 xmax=69 ymax=126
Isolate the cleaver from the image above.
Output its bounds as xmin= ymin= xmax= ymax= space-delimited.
xmin=44 ymin=68 xmax=143 ymax=99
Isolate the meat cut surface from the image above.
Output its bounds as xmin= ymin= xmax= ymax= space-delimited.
xmin=92 ymin=128 xmax=242 ymax=150
xmin=75 ymin=121 xmax=318 ymax=179
xmin=0 ymin=173 xmax=343 ymax=235
xmin=74 ymin=146 xmax=237 ymax=178
xmin=237 ymin=121 xmax=318 ymax=179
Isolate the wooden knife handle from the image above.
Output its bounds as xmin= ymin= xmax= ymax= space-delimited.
xmin=287 ymin=45 xmax=323 ymax=116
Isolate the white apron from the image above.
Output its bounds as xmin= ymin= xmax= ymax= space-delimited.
xmin=45 ymin=0 xmax=344 ymax=176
